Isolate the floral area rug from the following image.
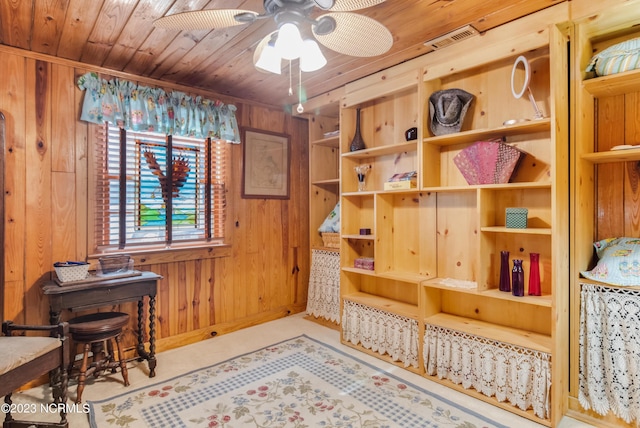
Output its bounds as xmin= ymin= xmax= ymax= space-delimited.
xmin=89 ymin=335 xmax=507 ymax=427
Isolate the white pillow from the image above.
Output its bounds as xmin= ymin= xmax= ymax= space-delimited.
xmin=318 ymin=202 xmax=340 ymax=233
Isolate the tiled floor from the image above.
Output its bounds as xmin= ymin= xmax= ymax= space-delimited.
xmin=11 ymin=312 xmax=595 ymax=427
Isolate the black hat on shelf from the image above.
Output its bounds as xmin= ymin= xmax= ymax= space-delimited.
xmin=428 ymin=88 xmax=474 ymax=136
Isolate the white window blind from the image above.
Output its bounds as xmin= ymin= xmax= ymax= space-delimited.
xmin=94 ymin=124 xmax=226 ymax=251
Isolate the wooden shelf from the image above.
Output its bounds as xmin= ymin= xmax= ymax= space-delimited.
xmin=422 ymin=279 xmax=552 ymax=307
xmin=311 ymin=178 xmax=340 ymax=186
xmin=343 ymin=291 xmax=419 ymax=319
xmin=341 ymin=141 xmax=417 ymax=159
xmin=311 ymin=245 xmax=340 ymax=252
xmin=342 ymin=190 xmax=376 ymax=197
xmin=342 ymin=266 xmax=377 ymax=277
xmin=480 ymin=226 xmax=552 ymax=235
xmin=422 ymin=118 xmax=551 ymax=147
xmin=424 ymin=312 xmax=552 ymax=354
xmin=311 ymin=135 xmax=340 ymax=148
xmin=343 ymin=234 xmax=375 ymax=240
xmin=343 ymin=266 xmax=428 ymax=284
xmin=582 ymin=68 xmax=640 ymax=98
xmin=423 ymin=182 xmax=551 ymax=192
xmin=377 ymin=270 xmax=428 ymax=283
xmin=581 ymin=148 xmax=640 ymax=163
xmin=578 ymin=277 xmax=640 ymax=292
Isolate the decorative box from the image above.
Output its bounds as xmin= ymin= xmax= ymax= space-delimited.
xmin=384 ymin=180 xmax=417 ymax=190
xmin=384 ymin=171 xmax=417 ymax=191
xmin=506 ymin=207 xmax=528 ymax=228
xmin=354 ymin=257 xmax=375 ymax=270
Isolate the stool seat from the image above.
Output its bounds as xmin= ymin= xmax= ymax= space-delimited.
xmin=68 ymin=312 xmax=130 ymax=403
xmin=69 ymin=312 xmax=129 ymax=342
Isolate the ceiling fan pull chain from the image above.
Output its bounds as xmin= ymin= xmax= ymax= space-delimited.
xmin=288 ymin=60 xmax=293 ymax=96
xmin=297 ymin=64 xmax=304 ymax=113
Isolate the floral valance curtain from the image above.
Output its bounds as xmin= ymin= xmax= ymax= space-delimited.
xmin=77 ymin=72 xmax=240 ymax=143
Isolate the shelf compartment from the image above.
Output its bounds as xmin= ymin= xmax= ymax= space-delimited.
xmin=423 ymin=314 xmax=551 ymax=421
xmin=342 ymin=193 xmax=374 ymax=236
xmin=479 ymin=187 xmax=552 ymax=230
xmin=342 ymin=297 xmax=420 ymax=369
xmin=376 ymin=192 xmax=435 ymax=280
xmin=424 ymin=312 xmax=551 ymax=353
xmin=422 ymin=118 xmax=552 ymax=147
xmin=343 ymin=291 xmax=419 ymax=320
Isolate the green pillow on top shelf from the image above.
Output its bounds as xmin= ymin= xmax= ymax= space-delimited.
xmin=586 ymin=37 xmax=640 ymax=77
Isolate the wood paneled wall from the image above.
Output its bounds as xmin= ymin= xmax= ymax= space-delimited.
xmin=0 ymin=48 xmax=310 ymax=353
xmin=596 ymin=93 xmax=640 ymax=241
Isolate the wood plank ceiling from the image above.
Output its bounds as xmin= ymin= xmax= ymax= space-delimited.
xmin=0 ymin=0 xmax=565 ymax=108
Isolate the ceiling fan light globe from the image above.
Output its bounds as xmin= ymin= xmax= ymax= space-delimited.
xmin=276 ymin=22 xmax=304 ymax=60
xmin=300 ymin=40 xmax=327 ymax=72
xmin=256 ymin=44 xmax=282 ymax=74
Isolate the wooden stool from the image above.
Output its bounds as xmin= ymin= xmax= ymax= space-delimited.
xmin=68 ymin=312 xmax=130 ymax=403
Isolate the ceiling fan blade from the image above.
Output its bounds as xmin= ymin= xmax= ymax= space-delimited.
xmin=313 ymin=13 xmax=392 ymax=57
xmin=329 ymin=0 xmax=386 ymax=12
xmin=154 ymin=9 xmax=257 ymax=30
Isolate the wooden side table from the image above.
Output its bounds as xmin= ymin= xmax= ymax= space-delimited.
xmin=43 ymin=270 xmax=161 ymax=377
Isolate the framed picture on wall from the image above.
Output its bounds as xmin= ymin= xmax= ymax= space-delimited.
xmin=241 ymin=128 xmax=290 ymax=199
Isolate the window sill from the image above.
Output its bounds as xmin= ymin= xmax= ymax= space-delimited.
xmin=88 ymin=244 xmax=231 ymax=267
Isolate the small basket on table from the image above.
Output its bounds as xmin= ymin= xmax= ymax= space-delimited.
xmin=54 ymin=262 xmax=90 ymax=283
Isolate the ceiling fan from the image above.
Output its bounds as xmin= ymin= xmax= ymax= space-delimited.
xmin=154 ymin=0 xmax=393 ymax=74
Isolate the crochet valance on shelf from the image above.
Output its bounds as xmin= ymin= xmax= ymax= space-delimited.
xmin=77 ymin=72 xmax=240 ymax=143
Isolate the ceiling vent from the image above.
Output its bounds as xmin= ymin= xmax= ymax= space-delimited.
xmin=424 ymin=25 xmax=479 ymax=50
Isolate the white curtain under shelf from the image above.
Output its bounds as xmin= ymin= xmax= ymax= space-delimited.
xmin=342 ymin=300 xmax=419 ymax=368
xmin=306 ymin=249 xmax=341 ymax=323
xmin=423 ymin=324 xmax=551 ymax=420
xmin=579 ymin=282 xmax=640 ymax=424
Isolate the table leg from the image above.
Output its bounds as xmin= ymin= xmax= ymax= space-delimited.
xmin=137 ymin=300 xmax=144 ymax=357
xmin=49 ymin=308 xmax=61 ymax=325
xmin=148 ymin=295 xmax=156 ymax=377
xmin=136 ymin=297 xmax=157 ymax=378
xmin=48 ymin=307 xmax=63 ymax=396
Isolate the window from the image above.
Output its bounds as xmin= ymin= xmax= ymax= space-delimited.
xmin=93 ymin=124 xmax=227 ymax=251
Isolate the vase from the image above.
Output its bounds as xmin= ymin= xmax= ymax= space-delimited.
xmin=528 ymin=252 xmax=541 ymax=296
xmin=512 ymin=259 xmax=524 ymax=297
xmin=349 ymin=108 xmax=366 ymax=152
xmin=354 ymin=164 xmax=370 ymax=192
xmin=499 ymin=250 xmax=511 ymax=292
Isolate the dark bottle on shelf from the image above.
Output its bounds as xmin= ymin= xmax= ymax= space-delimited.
xmin=499 ymin=250 xmax=511 ymax=292
xmin=349 ymin=108 xmax=366 ymax=152
xmin=512 ymin=259 xmax=524 ymax=297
